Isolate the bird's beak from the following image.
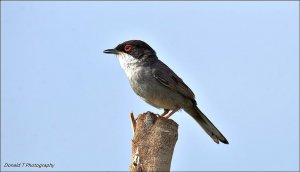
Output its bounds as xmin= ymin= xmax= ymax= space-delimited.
xmin=103 ymin=49 xmax=119 ymax=54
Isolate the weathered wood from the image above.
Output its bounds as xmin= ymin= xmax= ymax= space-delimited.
xmin=130 ymin=112 xmax=178 ymax=172
xmin=130 ymin=112 xmax=137 ymax=135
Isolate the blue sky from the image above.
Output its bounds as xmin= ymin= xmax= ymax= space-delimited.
xmin=1 ymin=1 xmax=299 ymax=171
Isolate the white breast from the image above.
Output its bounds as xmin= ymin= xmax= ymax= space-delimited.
xmin=116 ymin=52 xmax=140 ymax=79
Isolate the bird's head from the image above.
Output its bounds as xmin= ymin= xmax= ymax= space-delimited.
xmin=103 ymin=40 xmax=157 ymax=63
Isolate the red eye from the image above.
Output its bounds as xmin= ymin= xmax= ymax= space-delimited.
xmin=124 ymin=45 xmax=132 ymax=52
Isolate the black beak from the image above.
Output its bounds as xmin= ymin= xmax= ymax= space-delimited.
xmin=103 ymin=49 xmax=119 ymax=54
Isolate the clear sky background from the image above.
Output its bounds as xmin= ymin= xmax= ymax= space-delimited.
xmin=1 ymin=1 xmax=299 ymax=171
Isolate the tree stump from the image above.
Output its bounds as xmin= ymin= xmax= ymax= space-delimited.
xmin=129 ymin=111 xmax=178 ymax=172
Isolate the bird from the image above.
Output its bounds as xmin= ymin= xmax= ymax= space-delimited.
xmin=103 ymin=40 xmax=229 ymax=144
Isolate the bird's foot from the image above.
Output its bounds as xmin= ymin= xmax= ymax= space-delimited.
xmin=164 ymin=107 xmax=180 ymax=119
xmin=160 ymin=109 xmax=170 ymax=117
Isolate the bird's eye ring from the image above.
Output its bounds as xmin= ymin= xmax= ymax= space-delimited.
xmin=124 ymin=45 xmax=132 ymax=52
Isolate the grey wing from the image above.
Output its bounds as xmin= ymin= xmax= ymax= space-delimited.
xmin=151 ymin=60 xmax=195 ymax=101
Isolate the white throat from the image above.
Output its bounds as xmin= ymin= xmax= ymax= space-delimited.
xmin=116 ymin=52 xmax=140 ymax=78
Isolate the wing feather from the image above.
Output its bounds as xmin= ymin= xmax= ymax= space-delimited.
xmin=151 ymin=60 xmax=195 ymax=101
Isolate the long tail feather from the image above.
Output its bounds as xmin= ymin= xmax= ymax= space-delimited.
xmin=184 ymin=106 xmax=229 ymax=144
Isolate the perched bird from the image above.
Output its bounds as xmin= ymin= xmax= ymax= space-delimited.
xmin=103 ymin=40 xmax=229 ymax=144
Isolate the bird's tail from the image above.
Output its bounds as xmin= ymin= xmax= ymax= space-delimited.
xmin=184 ymin=106 xmax=229 ymax=144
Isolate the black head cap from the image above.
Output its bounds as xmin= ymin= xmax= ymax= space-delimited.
xmin=115 ymin=40 xmax=156 ymax=59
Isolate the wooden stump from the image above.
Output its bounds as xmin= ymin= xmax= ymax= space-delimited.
xmin=129 ymin=112 xmax=178 ymax=172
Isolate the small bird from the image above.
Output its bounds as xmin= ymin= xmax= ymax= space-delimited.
xmin=103 ymin=40 xmax=229 ymax=144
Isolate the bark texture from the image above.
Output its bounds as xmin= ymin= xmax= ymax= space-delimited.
xmin=130 ymin=112 xmax=178 ymax=172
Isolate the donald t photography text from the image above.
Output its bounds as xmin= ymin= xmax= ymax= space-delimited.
xmin=3 ymin=162 xmax=55 ymax=169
